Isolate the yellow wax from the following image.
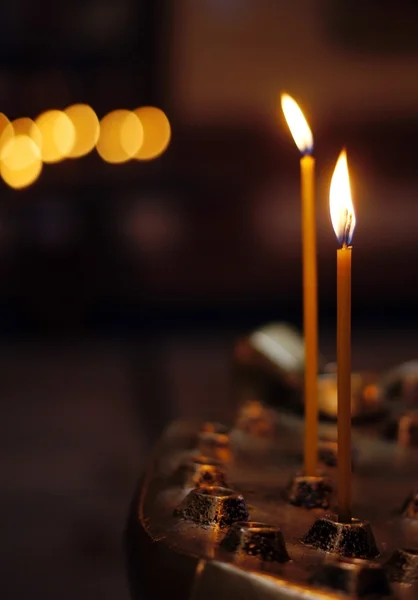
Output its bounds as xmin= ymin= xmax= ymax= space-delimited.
xmin=301 ymin=154 xmax=318 ymax=476
xmin=337 ymin=245 xmax=352 ymax=523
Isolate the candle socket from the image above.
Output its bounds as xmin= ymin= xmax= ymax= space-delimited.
xmin=400 ymin=491 xmax=418 ymax=519
xmin=310 ymin=556 xmax=392 ymax=597
xmin=234 ymin=399 xmax=279 ymax=439
xmin=197 ymin=427 xmax=231 ymax=462
xmin=220 ymin=521 xmax=289 ymax=563
xmin=172 ymin=455 xmax=227 ymax=489
xmin=379 ymin=359 xmax=418 ymax=407
xmin=285 ymin=473 xmax=333 ymax=509
xmin=174 ymin=486 xmax=249 ymax=528
xmin=385 ymin=547 xmax=418 ymax=583
xmin=302 ymin=515 xmax=379 ymax=559
xmin=381 ymin=411 xmax=418 ymax=446
xmin=318 ymin=439 xmax=358 ymax=469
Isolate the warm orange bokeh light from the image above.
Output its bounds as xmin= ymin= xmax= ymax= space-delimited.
xmin=0 ymin=113 xmax=14 ymax=155
xmin=0 ymin=135 xmax=42 ymax=189
xmin=35 ymin=110 xmax=76 ymax=163
xmin=329 ymin=149 xmax=356 ymax=246
xmin=133 ymin=106 xmax=171 ymax=160
xmin=64 ymin=104 xmax=100 ymax=158
xmin=11 ymin=117 xmax=42 ymax=151
xmin=96 ymin=110 xmax=143 ymax=164
xmin=281 ymin=93 xmax=313 ymax=155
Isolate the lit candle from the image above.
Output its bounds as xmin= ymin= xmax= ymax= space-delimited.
xmin=329 ymin=149 xmax=356 ymax=523
xmin=281 ymin=93 xmax=318 ymax=476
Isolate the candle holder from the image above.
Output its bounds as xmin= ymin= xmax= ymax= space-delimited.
xmin=381 ymin=410 xmax=418 ymax=446
xmin=379 ymin=359 xmax=418 ymax=406
xmin=174 ymin=485 xmax=249 ymax=527
xmin=285 ymin=473 xmax=333 ymax=509
xmin=220 ymin=521 xmax=290 ymax=563
xmin=301 ymin=515 xmax=379 ymax=559
xmin=384 ymin=547 xmax=418 ymax=583
xmin=318 ymin=438 xmax=359 ymax=469
xmin=234 ymin=399 xmax=280 ymax=438
xmin=400 ymin=490 xmax=418 ymax=519
xmin=172 ymin=455 xmax=227 ymax=489
xmin=310 ymin=556 xmax=392 ymax=597
xmin=197 ymin=424 xmax=232 ymax=462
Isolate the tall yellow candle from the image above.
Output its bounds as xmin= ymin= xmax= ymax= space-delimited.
xmin=329 ymin=150 xmax=356 ymax=523
xmin=281 ymin=94 xmax=318 ymax=476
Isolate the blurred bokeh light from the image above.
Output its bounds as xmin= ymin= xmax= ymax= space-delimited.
xmin=64 ymin=104 xmax=100 ymax=158
xmin=96 ymin=109 xmax=143 ymax=163
xmin=35 ymin=109 xmax=76 ymax=163
xmin=133 ymin=106 xmax=170 ymax=160
xmin=0 ymin=134 xmax=43 ymax=189
xmin=11 ymin=117 xmax=42 ymax=152
xmin=0 ymin=113 xmax=14 ymax=155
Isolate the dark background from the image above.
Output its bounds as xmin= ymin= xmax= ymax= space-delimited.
xmin=1 ymin=1 xmax=418 ymax=598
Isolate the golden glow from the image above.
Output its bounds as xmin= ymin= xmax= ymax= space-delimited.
xmin=280 ymin=93 xmax=313 ymax=154
xmin=11 ymin=117 xmax=42 ymax=150
xmin=35 ymin=110 xmax=76 ymax=163
xmin=64 ymin=104 xmax=100 ymax=158
xmin=96 ymin=110 xmax=143 ymax=164
xmin=0 ymin=135 xmax=42 ymax=189
xmin=0 ymin=114 xmax=14 ymax=155
xmin=133 ymin=106 xmax=171 ymax=160
xmin=329 ymin=149 xmax=356 ymax=245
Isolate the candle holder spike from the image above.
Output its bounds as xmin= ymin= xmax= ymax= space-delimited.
xmin=310 ymin=556 xmax=392 ymax=597
xmin=400 ymin=491 xmax=418 ymax=519
xmin=197 ymin=426 xmax=232 ymax=462
xmin=318 ymin=438 xmax=359 ymax=469
xmin=379 ymin=359 xmax=418 ymax=406
xmin=384 ymin=547 xmax=418 ymax=583
xmin=286 ymin=473 xmax=333 ymax=509
xmin=302 ymin=515 xmax=379 ymax=559
xmin=220 ymin=521 xmax=290 ymax=563
xmin=172 ymin=455 xmax=227 ymax=489
xmin=381 ymin=411 xmax=418 ymax=446
xmin=174 ymin=486 xmax=249 ymax=528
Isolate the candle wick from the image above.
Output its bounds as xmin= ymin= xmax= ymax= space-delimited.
xmin=341 ymin=209 xmax=352 ymax=248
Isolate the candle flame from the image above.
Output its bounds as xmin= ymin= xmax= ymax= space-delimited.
xmin=329 ymin=149 xmax=356 ymax=246
xmin=281 ymin=93 xmax=313 ymax=155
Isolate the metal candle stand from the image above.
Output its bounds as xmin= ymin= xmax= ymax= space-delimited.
xmin=125 ymin=323 xmax=418 ymax=600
